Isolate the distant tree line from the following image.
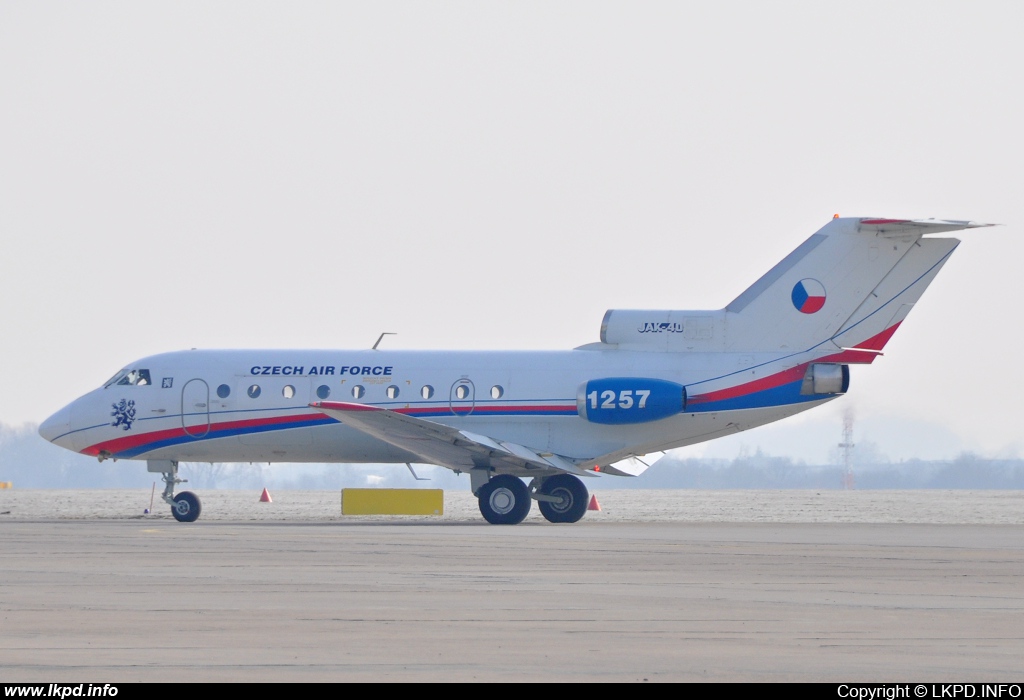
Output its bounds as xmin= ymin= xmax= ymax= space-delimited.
xmin=643 ymin=450 xmax=1024 ymax=489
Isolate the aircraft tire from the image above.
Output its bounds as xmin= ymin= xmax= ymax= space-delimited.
xmin=477 ymin=475 xmax=531 ymax=525
xmin=538 ymin=474 xmax=588 ymax=524
xmin=171 ymin=491 xmax=202 ymax=523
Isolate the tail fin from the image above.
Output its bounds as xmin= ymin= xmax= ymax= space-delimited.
xmin=600 ymin=217 xmax=990 ymax=354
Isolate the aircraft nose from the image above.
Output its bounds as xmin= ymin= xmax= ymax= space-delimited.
xmin=38 ymin=405 xmax=71 ymax=443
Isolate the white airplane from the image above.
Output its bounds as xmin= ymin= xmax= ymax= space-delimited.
xmin=39 ymin=216 xmax=988 ymax=524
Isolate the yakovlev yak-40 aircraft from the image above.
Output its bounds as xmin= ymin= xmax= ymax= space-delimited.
xmin=39 ymin=216 xmax=987 ymax=524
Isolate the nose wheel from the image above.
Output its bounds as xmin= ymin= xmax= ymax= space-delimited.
xmin=149 ymin=460 xmax=203 ymax=523
xmin=171 ymin=491 xmax=202 ymax=522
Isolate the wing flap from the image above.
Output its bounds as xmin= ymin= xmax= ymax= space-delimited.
xmin=311 ymin=401 xmax=594 ymax=477
xmin=600 ymin=460 xmax=650 ymax=477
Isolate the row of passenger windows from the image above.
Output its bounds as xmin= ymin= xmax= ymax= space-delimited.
xmin=217 ymin=383 xmax=505 ymax=401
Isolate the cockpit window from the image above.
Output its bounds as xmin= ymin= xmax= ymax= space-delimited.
xmin=116 ymin=369 xmax=152 ymax=386
xmin=103 ymin=369 xmax=129 ymax=388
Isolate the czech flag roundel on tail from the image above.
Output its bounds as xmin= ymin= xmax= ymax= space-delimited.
xmin=791 ymin=279 xmax=826 ymax=314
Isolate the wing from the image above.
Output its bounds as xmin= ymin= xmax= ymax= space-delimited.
xmin=311 ymin=401 xmax=596 ymax=478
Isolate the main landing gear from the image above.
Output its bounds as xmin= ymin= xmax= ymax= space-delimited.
xmin=473 ymin=472 xmax=590 ymax=525
xmin=535 ymin=474 xmax=589 ymax=524
xmin=148 ymin=460 xmax=202 ymax=523
xmin=477 ymin=474 xmax=532 ymax=525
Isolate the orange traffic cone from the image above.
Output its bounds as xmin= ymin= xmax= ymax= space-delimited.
xmin=260 ymin=488 xmax=273 ymax=503
xmin=587 ymin=494 xmax=601 ymax=511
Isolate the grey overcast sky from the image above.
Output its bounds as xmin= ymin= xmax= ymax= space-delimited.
xmin=1 ymin=2 xmax=1021 ymax=463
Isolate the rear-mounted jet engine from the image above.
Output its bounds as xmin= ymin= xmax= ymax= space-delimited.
xmin=577 ymin=378 xmax=686 ymax=424
xmin=801 ymin=363 xmax=850 ymax=395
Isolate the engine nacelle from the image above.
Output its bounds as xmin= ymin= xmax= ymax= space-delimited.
xmin=800 ymin=363 xmax=850 ymax=395
xmin=577 ymin=378 xmax=686 ymax=425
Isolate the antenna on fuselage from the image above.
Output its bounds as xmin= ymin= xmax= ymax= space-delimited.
xmin=372 ymin=332 xmax=396 ymax=350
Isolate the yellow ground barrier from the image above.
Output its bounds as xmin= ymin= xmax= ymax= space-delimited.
xmin=341 ymin=488 xmax=443 ymax=516
xmin=0 ymin=482 xmax=11 ymax=489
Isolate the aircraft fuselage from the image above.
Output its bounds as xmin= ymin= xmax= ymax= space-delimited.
xmin=41 ymin=346 xmax=833 ymax=466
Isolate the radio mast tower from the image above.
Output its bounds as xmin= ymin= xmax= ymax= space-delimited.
xmin=839 ymin=407 xmax=855 ymax=489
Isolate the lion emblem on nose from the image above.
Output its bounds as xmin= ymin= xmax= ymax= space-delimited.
xmin=111 ymin=399 xmax=137 ymax=430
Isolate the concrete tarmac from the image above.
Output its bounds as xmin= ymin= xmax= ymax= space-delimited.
xmin=3 ymin=519 xmax=1023 ymax=682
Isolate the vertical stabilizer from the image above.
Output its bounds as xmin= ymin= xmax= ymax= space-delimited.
xmin=723 ymin=217 xmax=918 ymax=351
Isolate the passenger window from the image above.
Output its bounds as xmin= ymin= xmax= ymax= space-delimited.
xmin=386 ymin=385 xmax=400 ymax=399
xmin=421 ymin=385 xmax=434 ymax=399
xmin=352 ymin=385 xmax=365 ymax=399
xmin=455 ymin=385 xmax=470 ymax=400
xmin=316 ymin=385 xmax=331 ymax=399
xmin=247 ymin=385 xmax=261 ymax=398
xmin=490 ymin=385 xmax=504 ymax=399
xmin=283 ymin=385 xmax=295 ymax=399
xmin=217 ymin=384 xmax=231 ymax=399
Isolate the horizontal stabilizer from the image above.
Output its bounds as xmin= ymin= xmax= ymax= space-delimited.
xmin=857 ymin=218 xmax=994 ymax=236
xmin=311 ymin=401 xmax=594 ymax=477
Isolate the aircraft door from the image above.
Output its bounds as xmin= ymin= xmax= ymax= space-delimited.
xmin=449 ymin=378 xmax=475 ymax=416
xmin=182 ymin=379 xmax=211 ymax=438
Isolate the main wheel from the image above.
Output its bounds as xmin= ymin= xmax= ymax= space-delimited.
xmin=477 ymin=475 xmax=531 ymax=525
xmin=538 ymin=474 xmax=588 ymax=524
xmin=171 ymin=491 xmax=202 ymax=523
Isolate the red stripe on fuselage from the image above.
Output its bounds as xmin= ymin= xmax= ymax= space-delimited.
xmin=82 ymin=412 xmax=327 ymax=456
xmin=819 ymin=322 xmax=905 ymax=364
xmin=313 ymin=402 xmax=576 ymax=417
xmin=687 ymin=365 xmax=807 ymax=405
xmin=816 ymin=348 xmax=878 ymax=364
xmin=688 ymin=322 xmax=903 ymax=404
xmin=852 ymin=321 xmax=902 ymax=351
xmin=402 ymin=405 xmax=575 ymax=416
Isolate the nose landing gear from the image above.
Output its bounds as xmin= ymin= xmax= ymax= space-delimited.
xmin=148 ymin=460 xmax=202 ymax=523
xmin=171 ymin=490 xmax=202 ymax=522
